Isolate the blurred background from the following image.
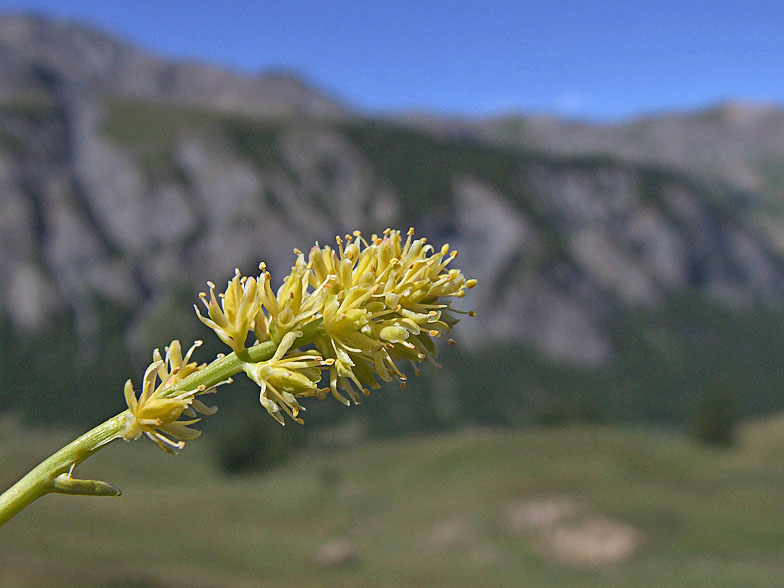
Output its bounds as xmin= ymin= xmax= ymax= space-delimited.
xmin=1 ymin=2 xmax=784 ymax=586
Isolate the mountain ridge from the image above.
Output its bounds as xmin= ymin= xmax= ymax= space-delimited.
xmin=0 ymin=13 xmax=351 ymax=119
xmin=3 ymin=14 xmax=784 ymax=426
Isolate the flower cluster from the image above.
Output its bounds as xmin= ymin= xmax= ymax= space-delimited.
xmin=196 ymin=228 xmax=475 ymax=424
xmin=242 ymin=330 xmax=326 ymax=425
xmin=122 ymin=340 xmax=227 ymax=453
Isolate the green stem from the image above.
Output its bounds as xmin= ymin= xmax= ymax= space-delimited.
xmin=0 ymin=322 xmax=323 ymax=528
xmin=0 ymin=413 xmax=127 ymax=527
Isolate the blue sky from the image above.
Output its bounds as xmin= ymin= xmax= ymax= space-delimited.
xmin=2 ymin=1 xmax=783 ymax=120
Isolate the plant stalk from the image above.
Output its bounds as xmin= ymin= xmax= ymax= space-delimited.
xmin=0 ymin=323 xmax=322 ymax=528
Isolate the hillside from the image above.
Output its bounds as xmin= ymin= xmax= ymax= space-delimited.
xmin=2 ymin=14 xmax=784 ymax=428
xmin=477 ymin=104 xmax=784 ymax=204
xmin=411 ymin=103 xmax=784 ymax=252
xmin=2 ymin=420 xmax=783 ymax=587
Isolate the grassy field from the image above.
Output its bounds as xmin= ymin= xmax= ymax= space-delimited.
xmin=1 ymin=417 xmax=783 ymax=587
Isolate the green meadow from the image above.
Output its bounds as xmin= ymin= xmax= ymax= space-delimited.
xmin=2 ymin=417 xmax=783 ymax=587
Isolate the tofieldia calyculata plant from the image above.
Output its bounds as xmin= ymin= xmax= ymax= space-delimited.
xmin=0 ymin=229 xmax=475 ymax=526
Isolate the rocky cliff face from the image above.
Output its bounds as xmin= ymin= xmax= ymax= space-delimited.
xmin=2 ymin=13 xmax=784 ymax=377
xmin=481 ymin=105 xmax=784 ymax=200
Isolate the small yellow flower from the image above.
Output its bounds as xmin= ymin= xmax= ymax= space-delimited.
xmin=318 ymin=287 xmax=385 ymax=404
xmin=122 ymin=341 xmax=224 ymax=453
xmin=257 ymin=255 xmax=335 ymax=343
xmin=243 ymin=330 xmax=327 ymax=425
xmin=195 ymin=269 xmax=261 ymax=352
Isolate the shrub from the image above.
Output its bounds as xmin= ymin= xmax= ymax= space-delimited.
xmin=215 ymin=411 xmax=306 ymax=475
xmin=691 ymin=387 xmax=738 ymax=448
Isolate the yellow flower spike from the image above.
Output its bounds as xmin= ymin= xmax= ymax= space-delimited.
xmin=197 ymin=228 xmax=474 ymax=424
xmin=287 ymin=228 xmax=475 ymax=406
xmin=0 ymin=228 xmax=480 ymax=528
xmin=194 ymin=269 xmax=261 ymax=352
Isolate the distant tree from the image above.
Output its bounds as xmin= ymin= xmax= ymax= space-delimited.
xmin=215 ymin=410 xmax=306 ymax=475
xmin=691 ymin=387 xmax=738 ymax=448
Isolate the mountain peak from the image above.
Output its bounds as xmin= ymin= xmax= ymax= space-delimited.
xmin=0 ymin=12 xmax=350 ymax=119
